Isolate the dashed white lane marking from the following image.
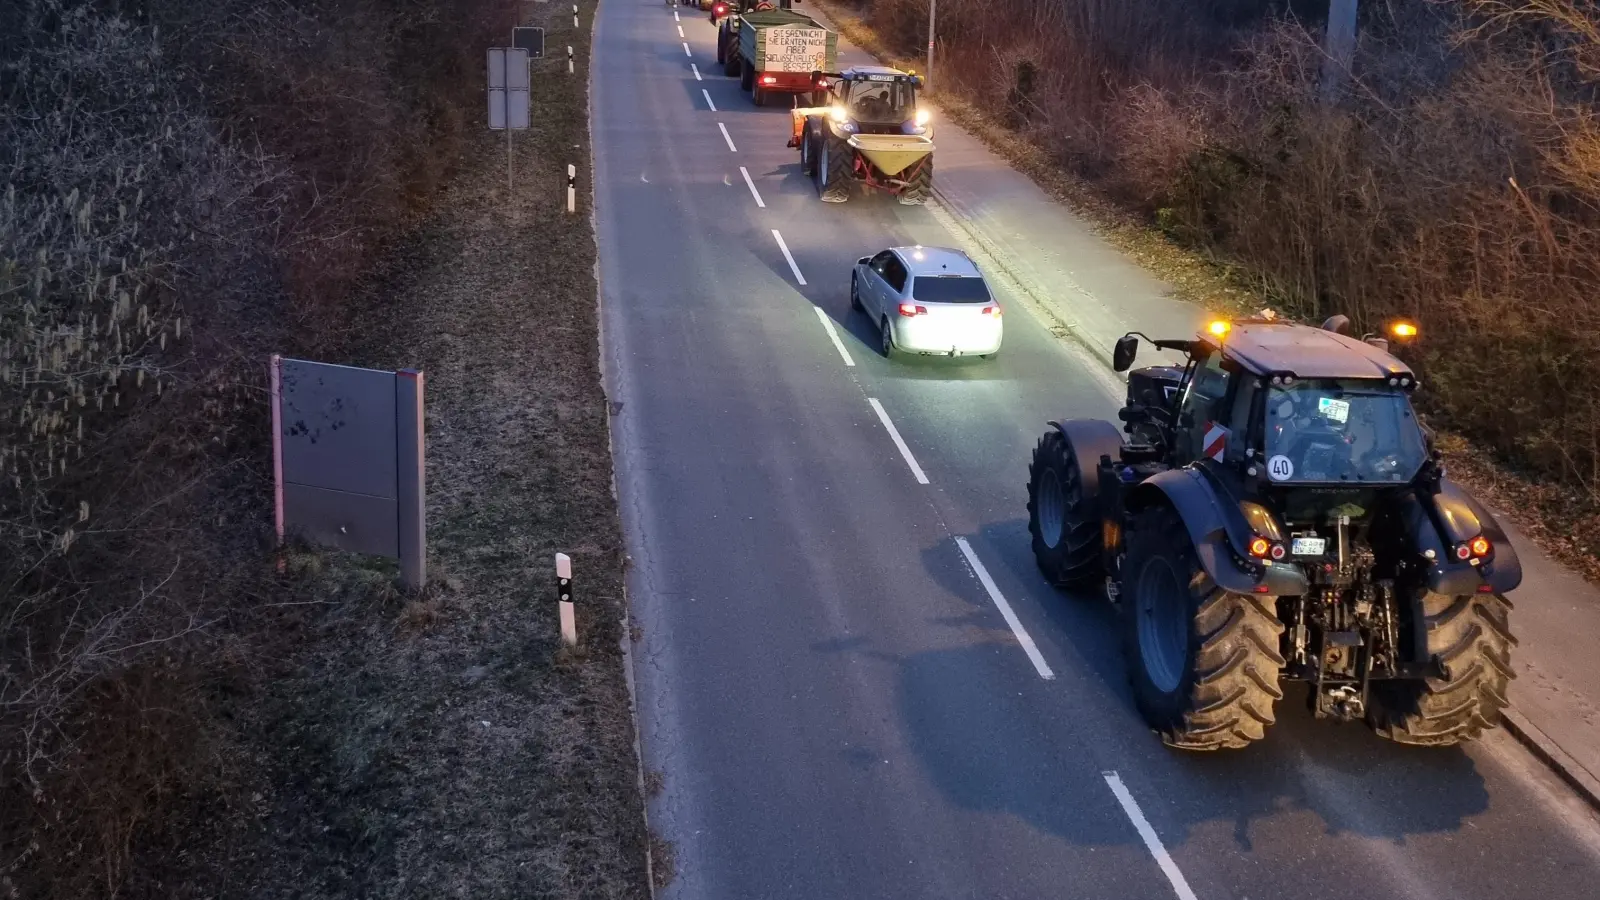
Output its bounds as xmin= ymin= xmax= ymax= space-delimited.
xmin=954 ymin=537 xmax=1054 ymax=680
xmin=718 ymin=122 xmax=738 ymax=152
xmin=691 ymin=63 xmax=702 ymax=81
xmin=867 ymin=398 xmax=929 ymax=485
xmin=812 ymin=307 xmax=855 ymax=367
xmin=702 ymin=89 xmax=717 ymax=111
xmin=1103 ymin=772 xmax=1201 ymax=900
xmin=739 ymin=166 xmax=764 ymax=207
xmin=678 ymin=25 xmax=685 ymax=38
xmin=771 ymin=229 xmax=805 ymax=285
xmin=674 ymin=10 xmax=680 ymax=21
xmin=683 ymin=41 xmax=692 ymax=57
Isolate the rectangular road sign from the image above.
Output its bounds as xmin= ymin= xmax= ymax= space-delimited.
xmin=513 ymin=26 xmax=545 ymax=59
xmin=487 ymin=47 xmax=530 ymax=130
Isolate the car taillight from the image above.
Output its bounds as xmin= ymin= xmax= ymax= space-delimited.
xmin=898 ymin=303 xmax=926 ymax=317
xmin=761 ymin=75 xmax=778 ymax=85
xmin=981 ymin=305 xmax=1000 ymax=316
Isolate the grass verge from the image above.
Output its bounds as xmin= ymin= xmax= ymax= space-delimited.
xmin=811 ymin=0 xmax=1600 ymax=587
xmin=139 ymin=1 xmax=651 ymax=896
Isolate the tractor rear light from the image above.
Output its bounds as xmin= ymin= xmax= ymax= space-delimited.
xmin=981 ymin=305 xmax=1000 ymax=317
xmin=815 ymin=78 xmax=829 ymax=88
xmin=898 ymin=303 xmax=927 ymax=316
xmin=1249 ymin=537 xmax=1271 ymax=558
xmin=761 ymin=75 xmax=778 ymax=85
xmin=1469 ymin=535 xmax=1492 ymax=557
xmin=1454 ymin=542 xmax=1472 ymax=560
xmin=1269 ymin=543 xmax=1287 ymax=560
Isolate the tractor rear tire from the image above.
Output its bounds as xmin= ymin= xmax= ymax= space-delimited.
xmin=898 ymin=157 xmax=934 ymax=205
xmin=817 ymin=133 xmax=852 ymax=203
xmin=1025 ymin=429 xmax=1102 ymax=589
xmin=715 ymin=33 xmax=726 ymax=65
xmin=1366 ymin=590 xmax=1515 ymax=746
xmin=723 ymin=45 xmax=740 ymax=78
xmin=1123 ymin=504 xmax=1286 ymax=750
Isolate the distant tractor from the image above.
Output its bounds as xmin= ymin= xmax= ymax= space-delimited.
xmin=1026 ymin=313 xmax=1521 ymax=750
xmin=787 ymin=66 xmax=934 ymax=204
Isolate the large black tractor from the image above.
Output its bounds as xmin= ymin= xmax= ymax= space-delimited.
xmin=1026 ymin=313 xmax=1520 ymax=750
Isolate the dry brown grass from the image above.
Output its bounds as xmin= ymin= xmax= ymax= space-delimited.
xmin=826 ymin=0 xmax=1600 ymax=578
xmin=0 ymin=0 xmax=638 ymax=897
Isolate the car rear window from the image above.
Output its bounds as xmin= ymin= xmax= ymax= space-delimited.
xmin=911 ymin=276 xmax=991 ymax=304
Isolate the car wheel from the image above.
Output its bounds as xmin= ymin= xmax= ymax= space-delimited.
xmin=850 ymin=273 xmax=863 ymax=312
xmin=880 ymin=318 xmax=897 ymax=359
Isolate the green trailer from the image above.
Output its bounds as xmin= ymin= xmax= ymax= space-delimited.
xmin=716 ymin=6 xmax=838 ymax=106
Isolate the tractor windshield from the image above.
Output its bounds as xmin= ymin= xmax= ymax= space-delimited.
xmin=1261 ymin=379 xmax=1427 ymax=484
xmin=842 ymin=79 xmax=917 ymax=124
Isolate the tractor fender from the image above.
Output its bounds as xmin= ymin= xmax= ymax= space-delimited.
xmin=1047 ymin=418 xmax=1123 ymax=519
xmin=1127 ymin=468 xmax=1310 ymax=597
xmin=1402 ymin=480 xmax=1523 ymax=595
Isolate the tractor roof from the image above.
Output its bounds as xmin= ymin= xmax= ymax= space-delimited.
xmin=842 ymin=64 xmax=911 ymax=80
xmin=1199 ymin=321 xmax=1414 ymax=381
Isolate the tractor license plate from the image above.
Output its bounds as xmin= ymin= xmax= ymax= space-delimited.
xmin=1291 ymin=537 xmax=1327 ymax=557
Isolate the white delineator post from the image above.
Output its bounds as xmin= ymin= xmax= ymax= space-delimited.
xmin=568 ymin=46 xmax=574 ymax=75
xmin=567 ymin=164 xmax=576 ymax=213
xmin=573 ymin=4 xmax=579 ymax=28
xmin=556 ymin=553 xmax=577 ymax=646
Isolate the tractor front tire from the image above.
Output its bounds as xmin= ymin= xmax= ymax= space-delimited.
xmin=801 ymin=125 xmax=819 ymax=177
xmin=898 ymin=157 xmax=934 ymax=205
xmin=1123 ymin=504 xmax=1286 ymax=750
xmin=817 ymin=133 xmax=852 ymax=203
xmin=1025 ymin=429 xmax=1102 ymax=589
xmin=1367 ymin=590 xmax=1515 ymax=746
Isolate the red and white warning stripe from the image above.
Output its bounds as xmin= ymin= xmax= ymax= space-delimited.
xmin=1203 ymin=421 xmax=1228 ymax=462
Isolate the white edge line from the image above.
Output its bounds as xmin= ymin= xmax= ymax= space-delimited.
xmin=867 ymin=397 xmax=929 ymax=485
xmin=691 ymin=63 xmax=702 ymax=81
xmin=703 ymin=88 xmax=718 ymax=112
xmin=1103 ymin=772 xmax=1201 ymax=900
xmin=683 ymin=41 xmax=692 ymax=58
xmin=718 ymin=122 xmax=738 ymax=152
xmin=771 ymin=229 xmax=806 ymax=286
xmin=812 ymin=306 xmax=855 ymax=367
xmin=739 ymin=166 xmax=764 ymax=207
xmin=954 ymin=537 xmax=1054 ymax=680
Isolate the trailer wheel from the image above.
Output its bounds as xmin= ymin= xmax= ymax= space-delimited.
xmin=740 ymin=61 xmax=754 ymax=93
xmin=1366 ymin=590 xmax=1515 ymax=746
xmin=817 ymin=133 xmax=851 ymax=203
xmin=752 ymin=83 xmax=766 ymax=106
xmin=898 ymin=157 xmax=934 ymax=205
xmin=1123 ymin=504 xmax=1286 ymax=750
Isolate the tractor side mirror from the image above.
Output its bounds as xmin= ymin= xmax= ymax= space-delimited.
xmin=1113 ymin=334 xmax=1138 ymax=372
xmin=1321 ymin=314 xmax=1351 ymax=334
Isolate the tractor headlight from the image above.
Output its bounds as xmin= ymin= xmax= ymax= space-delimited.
xmin=915 ymin=109 xmax=930 ymax=126
xmin=829 ymin=105 xmax=849 ymax=124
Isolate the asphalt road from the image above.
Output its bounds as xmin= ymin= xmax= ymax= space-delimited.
xmin=596 ymin=4 xmax=1600 ymax=898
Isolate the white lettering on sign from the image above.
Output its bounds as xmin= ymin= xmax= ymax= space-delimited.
xmin=1267 ymin=455 xmax=1295 ymax=481
xmin=762 ymin=26 xmax=828 ymax=73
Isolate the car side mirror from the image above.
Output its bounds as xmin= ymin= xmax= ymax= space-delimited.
xmin=1113 ymin=334 xmax=1138 ymax=373
xmin=857 ymin=256 xmax=871 ymax=266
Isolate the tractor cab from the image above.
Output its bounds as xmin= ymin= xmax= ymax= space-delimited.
xmin=1110 ymin=313 xmax=1428 ymax=493
xmin=711 ymin=0 xmax=794 ymax=25
xmin=816 ymin=66 xmax=930 ymax=136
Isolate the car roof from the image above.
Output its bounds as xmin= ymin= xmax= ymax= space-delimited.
xmin=842 ymin=65 xmax=908 ymax=79
xmin=1200 ymin=321 xmax=1414 ymax=381
xmin=888 ymin=246 xmax=981 ymax=278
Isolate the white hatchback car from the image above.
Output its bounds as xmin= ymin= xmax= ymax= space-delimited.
xmin=851 ymin=246 xmax=1002 ymax=359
